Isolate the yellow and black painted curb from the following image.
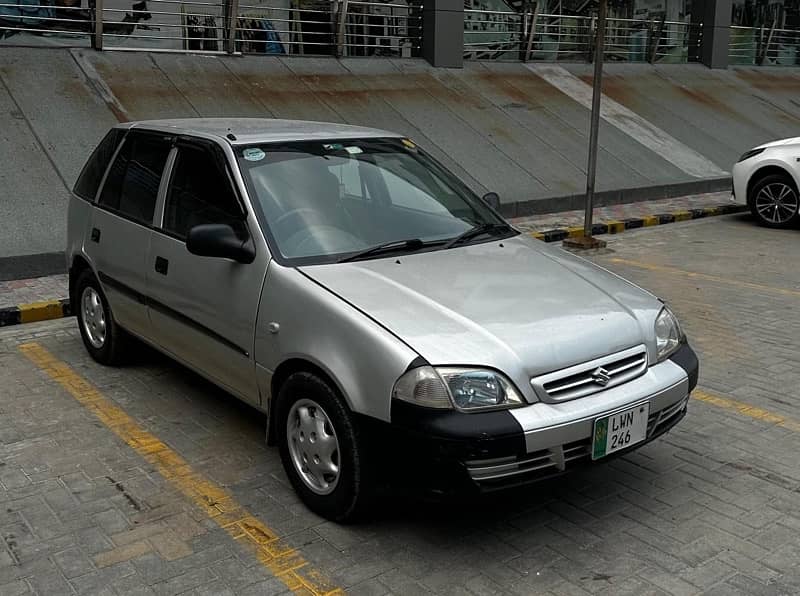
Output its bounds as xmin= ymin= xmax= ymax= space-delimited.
xmin=530 ymin=204 xmax=747 ymax=243
xmin=0 ymin=299 xmax=72 ymax=328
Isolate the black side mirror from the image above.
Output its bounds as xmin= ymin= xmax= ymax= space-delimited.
xmin=482 ymin=192 xmax=500 ymax=210
xmin=186 ymin=224 xmax=255 ymax=264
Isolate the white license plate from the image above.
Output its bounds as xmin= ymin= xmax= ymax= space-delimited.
xmin=592 ymin=403 xmax=650 ymax=460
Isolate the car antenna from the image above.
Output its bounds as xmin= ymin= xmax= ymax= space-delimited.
xmin=226 ymin=129 xmax=237 ymax=141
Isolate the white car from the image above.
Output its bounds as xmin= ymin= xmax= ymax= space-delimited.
xmin=732 ymin=137 xmax=800 ymax=228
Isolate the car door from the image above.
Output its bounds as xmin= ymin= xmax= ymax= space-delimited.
xmin=147 ymin=137 xmax=267 ymax=404
xmin=85 ymin=129 xmax=172 ymax=339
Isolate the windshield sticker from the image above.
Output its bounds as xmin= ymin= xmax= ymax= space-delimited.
xmin=243 ymin=148 xmax=266 ymax=162
xmin=323 ymin=143 xmax=344 ymax=151
xmin=345 ymin=146 xmax=363 ymax=155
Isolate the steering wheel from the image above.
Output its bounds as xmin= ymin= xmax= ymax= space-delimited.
xmin=273 ymin=208 xmax=330 ymax=235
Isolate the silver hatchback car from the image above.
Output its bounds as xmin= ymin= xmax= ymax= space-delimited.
xmin=67 ymin=119 xmax=698 ymax=521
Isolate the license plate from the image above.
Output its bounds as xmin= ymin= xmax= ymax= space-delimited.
xmin=592 ymin=403 xmax=650 ymax=460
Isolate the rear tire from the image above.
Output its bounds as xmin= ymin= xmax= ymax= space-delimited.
xmin=276 ymin=372 xmax=371 ymax=522
xmin=74 ymin=269 xmax=130 ymax=365
xmin=749 ymin=173 xmax=800 ymax=228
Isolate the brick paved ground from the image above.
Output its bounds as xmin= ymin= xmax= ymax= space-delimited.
xmin=2 ymin=211 xmax=800 ymax=595
xmin=0 ymin=275 xmax=69 ymax=309
xmin=0 ymin=192 xmax=736 ymax=309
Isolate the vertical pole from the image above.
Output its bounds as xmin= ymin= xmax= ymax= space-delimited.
xmin=93 ymin=0 xmax=104 ymax=50
xmin=524 ymin=2 xmax=538 ymax=62
xmin=582 ymin=0 xmax=606 ymax=238
xmin=519 ymin=3 xmax=529 ymax=62
xmin=336 ymin=0 xmax=349 ymax=57
xmin=225 ymin=0 xmax=239 ymax=54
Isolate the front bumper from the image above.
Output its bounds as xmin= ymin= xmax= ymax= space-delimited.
xmin=378 ymin=343 xmax=698 ymax=493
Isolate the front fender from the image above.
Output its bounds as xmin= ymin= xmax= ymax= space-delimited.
xmin=255 ymin=264 xmax=420 ymax=423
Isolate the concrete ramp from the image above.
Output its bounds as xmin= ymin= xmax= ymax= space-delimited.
xmin=3 ymin=46 xmax=800 ymax=261
xmin=558 ymin=63 xmax=800 ymax=170
xmin=0 ymin=48 xmax=117 ymax=257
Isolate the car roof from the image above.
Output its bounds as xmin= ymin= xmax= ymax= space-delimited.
xmin=121 ymin=118 xmax=401 ymax=144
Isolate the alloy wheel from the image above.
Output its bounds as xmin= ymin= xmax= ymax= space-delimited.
xmin=755 ymin=182 xmax=799 ymax=224
xmin=80 ymin=286 xmax=107 ymax=349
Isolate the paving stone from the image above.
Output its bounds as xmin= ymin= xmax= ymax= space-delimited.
xmin=53 ymin=547 xmax=96 ymax=579
xmin=0 ymin=579 xmax=32 ymax=596
xmin=94 ymin=541 xmax=154 ymax=569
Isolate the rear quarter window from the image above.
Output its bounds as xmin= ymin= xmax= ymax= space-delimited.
xmin=98 ymin=131 xmax=172 ymax=225
xmin=73 ymin=129 xmax=125 ymax=201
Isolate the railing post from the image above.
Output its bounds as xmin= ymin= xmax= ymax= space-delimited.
xmin=225 ymin=0 xmax=239 ymax=54
xmin=649 ymin=15 xmax=664 ymax=63
xmin=519 ymin=3 xmax=529 ymax=61
xmin=422 ymin=0 xmax=463 ymax=67
xmin=523 ymin=2 xmax=538 ymax=62
xmin=757 ymin=20 xmax=776 ymax=65
xmin=335 ymin=0 xmax=348 ymax=58
xmin=92 ymin=0 xmax=103 ymax=50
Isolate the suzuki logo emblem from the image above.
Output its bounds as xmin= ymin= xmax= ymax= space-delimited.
xmin=591 ymin=366 xmax=611 ymax=386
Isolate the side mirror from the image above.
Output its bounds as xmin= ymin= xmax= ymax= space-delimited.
xmin=186 ymin=224 xmax=255 ymax=264
xmin=482 ymin=192 xmax=501 ymax=210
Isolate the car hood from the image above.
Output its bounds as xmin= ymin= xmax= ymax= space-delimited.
xmin=758 ymin=137 xmax=800 ymax=149
xmin=300 ymin=235 xmax=663 ymax=383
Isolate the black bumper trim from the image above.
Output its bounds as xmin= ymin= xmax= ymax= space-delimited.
xmin=669 ymin=342 xmax=699 ymax=392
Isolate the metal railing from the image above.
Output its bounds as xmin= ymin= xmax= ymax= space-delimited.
xmin=729 ymin=24 xmax=800 ymax=66
xmin=0 ymin=0 xmax=421 ymax=56
xmin=234 ymin=0 xmax=421 ymax=56
xmin=464 ymin=10 xmax=701 ymax=64
xmin=0 ymin=1 xmax=94 ymax=46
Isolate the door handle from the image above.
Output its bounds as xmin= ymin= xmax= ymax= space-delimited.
xmin=154 ymin=256 xmax=169 ymax=275
xmin=91 ymin=228 xmax=101 ymax=243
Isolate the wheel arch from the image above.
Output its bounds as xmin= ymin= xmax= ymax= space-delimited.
xmin=747 ymin=165 xmax=799 ymax=205
xmin=69 ymin=254 xmax=94 ymax=306
xmin=266 ymin=357 xmax=349 ymax=446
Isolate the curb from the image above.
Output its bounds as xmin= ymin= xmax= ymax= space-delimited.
xmin=498 ymin=177 xmax=732 ymax=218
xmin=529 ymin=204 xmax=747 ymax=243
xmin=0 ymin=299 xmax=72 ymax=328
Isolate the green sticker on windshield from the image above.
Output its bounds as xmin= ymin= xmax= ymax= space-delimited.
xmin=323 ymin=143 xmax=344 ymax=151
xmin=243 ymin=148 xmax=266 ymax=162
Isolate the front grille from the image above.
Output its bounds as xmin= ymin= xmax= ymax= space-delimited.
xmin=464 ymin=397 xmax=688 ymax=489
xmin=531 ymin=345 xmax=648 ymax=402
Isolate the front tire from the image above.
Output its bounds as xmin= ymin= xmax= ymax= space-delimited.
xmin=276 ymin=372 xmax=370 ymax=522
xmin=74 ymin=269 xmax=130 ymax=365
xmin=749 ymin=173 xmax=800 ymax=228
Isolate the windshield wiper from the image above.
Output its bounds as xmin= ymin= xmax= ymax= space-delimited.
xmin=444 ymin=222 xmax=512 ymax=249
xmin=338 ymin=238 xmax=438 ymax=263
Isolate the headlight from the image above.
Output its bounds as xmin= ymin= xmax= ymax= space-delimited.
xmin=655 ymin=306 xmax=684 ymax=362
xmin=737 ymin=148 xmax=765 ymax=162
xmin=392 ymin=366 xmax=525 ymax=411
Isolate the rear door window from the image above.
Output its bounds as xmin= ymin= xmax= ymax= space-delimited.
xmin=98 ymin=131 xmax=172 ymax=225
xmin=73 ymin=128 xmax=125 ymax=201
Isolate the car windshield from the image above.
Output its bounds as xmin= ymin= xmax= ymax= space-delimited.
xmin=236 ymin=138 xmax=513 ymax=264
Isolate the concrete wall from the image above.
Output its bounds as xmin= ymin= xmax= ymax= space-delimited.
xmin=3 ymin=47 xmax=800 ymax=259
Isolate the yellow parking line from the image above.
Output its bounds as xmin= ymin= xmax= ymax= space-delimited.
xmin=607 ymin=258 xmax=800 ymax=298
xmin=19 ymin=342 xmax=343 ymax=596
xmin=694 ymin=390 xmax=800 ymax=433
